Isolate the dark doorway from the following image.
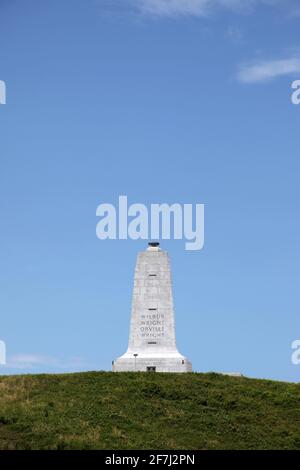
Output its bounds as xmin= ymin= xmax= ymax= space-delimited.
xmin=146 ymin=366 xmax=156 ymax=372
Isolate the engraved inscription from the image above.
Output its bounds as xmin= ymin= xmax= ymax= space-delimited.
xmin=140 ymin=312 xmax=165 ymax=338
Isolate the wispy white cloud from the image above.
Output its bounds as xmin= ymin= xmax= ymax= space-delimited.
xmin=131 ymin=0 xmax=300 ymax=18
xmin=6 ymin=354 xmax=56 ymax=369
xmin=237 ymin=56 xmax=300 ymax=83
xmin=4 ymin=353 xmax=88 ymax=371
xmin=134 ymin=0 xmax=255 ymax=17
xmin=101 ymin=0 xmax=300 ymax=19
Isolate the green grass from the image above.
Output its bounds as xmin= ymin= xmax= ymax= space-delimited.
xmin=0 ymin=371 xmax=299 ymax=450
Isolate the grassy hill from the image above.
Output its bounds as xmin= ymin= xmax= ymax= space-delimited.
xmin=0 ymin=371 xmax=299 ymax=450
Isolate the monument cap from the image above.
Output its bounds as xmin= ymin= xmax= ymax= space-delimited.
xmin=148 ymin=242 xmax=160 ymax=247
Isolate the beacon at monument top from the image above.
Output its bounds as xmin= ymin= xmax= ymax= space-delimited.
xmin=112 ymin=242 xmax=192 ymax=372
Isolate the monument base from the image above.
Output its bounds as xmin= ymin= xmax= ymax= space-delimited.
xmin=112 ymin=352 xmax=192 ymax=373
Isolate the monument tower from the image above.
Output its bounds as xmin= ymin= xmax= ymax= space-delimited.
xmin=112 ymin=242 xmax=192 ymax=372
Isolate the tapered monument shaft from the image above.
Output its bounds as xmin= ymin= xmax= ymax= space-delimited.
xmin=112 ymin=243 xmax=192 ymax=372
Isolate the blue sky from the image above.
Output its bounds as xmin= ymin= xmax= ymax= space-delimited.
xmin=0 ymin=0 xmax=299 ymax=381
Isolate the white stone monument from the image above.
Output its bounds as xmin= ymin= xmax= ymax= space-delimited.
xmin=112 ymin=242 xmax=192 ymax=372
